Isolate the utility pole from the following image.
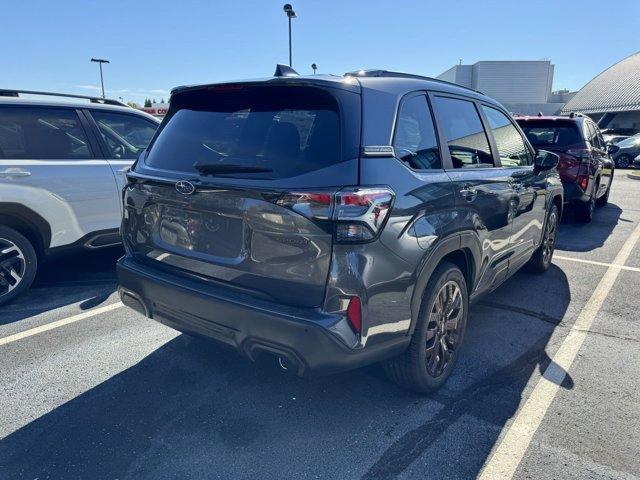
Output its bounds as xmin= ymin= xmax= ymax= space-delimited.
xmin=91 ymin=58 xmax=110 ymax=98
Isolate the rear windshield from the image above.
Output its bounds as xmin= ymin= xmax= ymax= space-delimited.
xmin=145 ymin=86 xmax=342 ymax=179
xmin=517 ymin=121 xmax=583 ymax=149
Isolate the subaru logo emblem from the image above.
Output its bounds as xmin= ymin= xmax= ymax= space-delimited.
xmin=175 ymin=180 xmax=195 ymax=195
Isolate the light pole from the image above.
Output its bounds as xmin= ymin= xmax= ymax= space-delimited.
xmin=311 ymin=63 xmax=317 ymax=75
xmin=283 ymin=4 xmax=297 ymax=67
xmin=90 ymin=58 xmax=110 ymax=98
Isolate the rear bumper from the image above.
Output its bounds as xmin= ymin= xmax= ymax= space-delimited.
xmin=117 ymin=256 xmax=409 ymax=376
xmin=562 ymin=182 xmax=590 ymax=204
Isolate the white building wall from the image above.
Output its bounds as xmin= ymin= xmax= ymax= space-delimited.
xmin=471 ymin=61 xmax=553 ymax=104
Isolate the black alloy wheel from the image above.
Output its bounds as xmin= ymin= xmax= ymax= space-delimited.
xmin=0 ymin=226 xmax=37 ymax=306
xmin=425 ymin=280 xmax=464 ymax=377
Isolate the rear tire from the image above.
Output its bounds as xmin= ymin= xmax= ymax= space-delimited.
xmin=0 ymin=226 xmax=37 ymax=306
xmin=383 ymin=261 xmax=468 ymax=393
xmin=575 ymin=194 xmax=595 ymax=223
xmin=527 ymin=204 xmax=559 ymax=274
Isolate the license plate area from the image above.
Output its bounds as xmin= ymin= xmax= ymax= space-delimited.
xmin=158 ymin=206 xmax=244 ymax=259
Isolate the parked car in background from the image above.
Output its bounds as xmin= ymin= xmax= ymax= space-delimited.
xmin=117 ymin=66 xmax=563 ymax=393
xmin=516 ymin=114 xmax=615 ymax=223
xmin=611 ymin=133 xmax=640 ymax=168
xmin=602 ymin=134 xmax=628 ymax=145
xmin=0 ymin=89 xmax=160 ymax=305
xmin=600 ymin=127 xmax=637 ymax=137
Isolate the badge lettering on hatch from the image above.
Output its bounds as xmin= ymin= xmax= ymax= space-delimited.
xmin=175 ymin=180 xmax=195 ymax=195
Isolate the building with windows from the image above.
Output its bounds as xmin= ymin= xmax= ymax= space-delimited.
xmin=437 ymin=60 xmax=573 ymax=115
xmin=560 ymin=51 xmax=640 ymax=131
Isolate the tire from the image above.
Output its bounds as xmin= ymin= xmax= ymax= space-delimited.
xmin=0 ymin=226 xmax=37 ymax=306
xmin=616 ymin=155 xmax=631 ymax=169
xmin=575 ymin=194 xmax=595 ymax=223
xmin=383 ymin=261 xmax=468 ymax=393
xmin=526 ymin=204 xmax=559 ymax=274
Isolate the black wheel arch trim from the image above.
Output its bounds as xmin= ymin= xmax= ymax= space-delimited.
xmin=0 ymin=203 xmax=51 ymax=252
xmin=408 ymin=233 xmax=477 ymax=336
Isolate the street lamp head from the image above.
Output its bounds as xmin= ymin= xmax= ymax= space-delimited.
xmin=91 ymin=58 xmax=110 ymax=64
xmin=283 ymin=3 xmax=296 ymax=17
xmin=311 ymin=63 xmax=317 ymax=73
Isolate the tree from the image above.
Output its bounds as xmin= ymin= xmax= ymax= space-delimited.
xmin=144 ymin=98 xmax=152 ymax=108
xmin=127 ymin=101 xmax=139 ymax=108
xmin=161 ymin=98 xmax=165 ymax=104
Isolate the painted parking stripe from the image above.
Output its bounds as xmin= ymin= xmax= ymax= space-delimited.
xmin=0 ymin=302 xmax=123 ymax=346
xmin=554 ymin=255 xmax=640 ymax=273
xmin=479 ymin=220 xmax=640 ymax=480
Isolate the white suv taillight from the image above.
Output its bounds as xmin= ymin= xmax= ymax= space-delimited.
xmin=333 ymin=187 xmax=394 ymax=243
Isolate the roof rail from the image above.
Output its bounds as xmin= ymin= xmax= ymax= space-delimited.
xmin=343 ymin=69 xmax=483 ymax=94
xmin=0 ymin=89 xmax=128 ymax=107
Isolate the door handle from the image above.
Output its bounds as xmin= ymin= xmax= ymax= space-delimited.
xmin=0 ymin=168 xmax=31 ymax=178
xmin=460 ymin=184 xmax=478 ymax=201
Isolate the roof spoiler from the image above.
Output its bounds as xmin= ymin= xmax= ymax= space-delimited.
xmin=0 ymin=89 xmax=128 ymax=107
xmin=274 ymin=64 xmax=299 ymax=77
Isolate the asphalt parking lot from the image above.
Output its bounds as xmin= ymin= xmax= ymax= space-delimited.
xmin=1 ymin=175 xmax=639 ymax=480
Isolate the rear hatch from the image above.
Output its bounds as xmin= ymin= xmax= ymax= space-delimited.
xmin=517 ymin=119 xmax=588 ymax=183
xmin=122 ymin=82 xmax=361 ymax=308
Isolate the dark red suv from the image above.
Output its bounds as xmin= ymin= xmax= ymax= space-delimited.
xmin=516 ymin=115 xmax=616 ymax=223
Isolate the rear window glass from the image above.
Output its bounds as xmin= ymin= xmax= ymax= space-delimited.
xmin=145 ymin=86 xmax=341 ymax=179
xmin=517 ymin=121 xmax=583 ymax=149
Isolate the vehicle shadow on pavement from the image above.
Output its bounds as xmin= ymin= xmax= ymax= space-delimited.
xmin=557 ymin=203 xmax=622 ymax=252
xmin=0 ymin=247 xmax=121 ymax=325
xmin=0 ymin=266 xmax=572 ymax=479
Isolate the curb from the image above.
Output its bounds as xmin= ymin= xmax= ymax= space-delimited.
xmin=628 ymin=171 xmax=640 ymax=180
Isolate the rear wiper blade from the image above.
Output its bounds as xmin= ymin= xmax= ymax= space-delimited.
xmin=193 ymin=163 xmax=273 ymax=175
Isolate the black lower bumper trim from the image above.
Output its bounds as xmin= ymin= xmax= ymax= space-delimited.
xmin=117 ymin=257 xmax=410 ymax=376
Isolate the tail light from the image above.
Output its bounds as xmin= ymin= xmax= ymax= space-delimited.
xmin=346 ymin=296 xmax=362 ymax=334
xmin=276 ymin=186 xmax=395 ymax=243
xmin=566 ymin=148 xmax=592 ymax=163
xmin=334 ymin=187 xmax=394 ymax=243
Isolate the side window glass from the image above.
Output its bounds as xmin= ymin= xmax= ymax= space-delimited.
xmin=586 ymin=122 xmax=597 ymax=148
xmin=589 ymin=123 xmax=603 ymax=150
xmin=596 ymin=128 xmax=605 ymax=150
xmin=393 ymin=95 xmax=441 ymax=170
xmin=431 ymin=96 xmax=494 ymax=168
xmin=481 ymin=105 xmax=533 ymax=167
xmin=0 ymin=107 xmax=92 ymax=159
xmin=91 ymin=111 xmax=158 ymax=159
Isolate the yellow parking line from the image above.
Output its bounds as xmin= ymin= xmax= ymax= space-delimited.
xmin=479 ymin=220 xmax=640 ymax=480
xmin=554 ymin=255 xmax=640 ymax=273
xmin=0 ymin=302 xmax=123 ymax=346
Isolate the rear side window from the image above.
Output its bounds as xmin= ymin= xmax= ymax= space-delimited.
xmin=0 ymin=107 xmax=92 ymax=159
xmin=432 ymin=96 xmax=494 ymax=168
xmin=481 ymin=105 xmax=533 ymax=167
xmin=517 ymin=121 xmax=584 ymax=149
xmin=91 ymin=111 xmax=157 ymax=159
xmin=146 ymin=86 xmax=343 ymax=179
xmin=393 ymin=94 xmax=441 ymax=170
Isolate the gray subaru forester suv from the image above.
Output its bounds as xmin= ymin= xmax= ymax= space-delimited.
xmin=117 ymin=66 xmax=563 ymax=393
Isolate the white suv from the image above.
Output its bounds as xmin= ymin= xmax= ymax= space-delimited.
xmin=0 ymin=90 xmax=160 ymax=305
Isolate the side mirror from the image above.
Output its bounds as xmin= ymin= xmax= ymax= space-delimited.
xmin=607 ymin=144 xmax=620 ymax=154
xmin=534 ymin=149 xmax=559 ymax=171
